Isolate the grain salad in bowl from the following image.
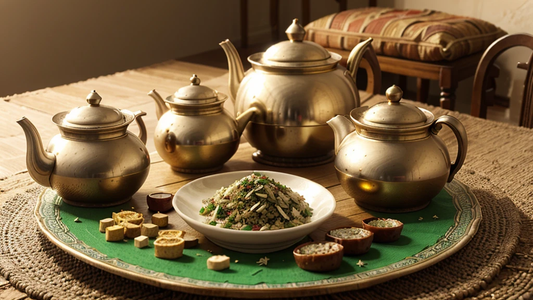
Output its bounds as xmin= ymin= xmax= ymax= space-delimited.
xmin=199 ymin=172 xmax=313 ymax=231
xmin=173 ymin=170 xmax=336 ymax=253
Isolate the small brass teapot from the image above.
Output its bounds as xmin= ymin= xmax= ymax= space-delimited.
xmin=17 ymin=90 xmax=150 ymax=207
xmin=148 ymin=74 xmax=257 ymax=173
xmin=327 ymin=85 xmax=468 ymax=212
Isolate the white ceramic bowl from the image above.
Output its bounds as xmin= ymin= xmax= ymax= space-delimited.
xmin=173 ymin=170 xmax=336 ymax=253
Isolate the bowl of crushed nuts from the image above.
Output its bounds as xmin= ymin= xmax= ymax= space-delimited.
xmin=174 ymin=170 xmax=336 ymax=253
xmin=362 ymin=217 xmax=403 ymax=242
xmin=326 ymin=227 xmax=374 ymax=255
xmin=293 ymin=241 xmax=344 ymax=272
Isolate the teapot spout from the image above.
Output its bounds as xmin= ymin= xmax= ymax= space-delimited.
xmin=148 ymin=89 xmax=169 ymax=120
xmin=235 ymin=107 xmax=259 ymax=136
xmin=219 ymin=39 xmax=244 ymax=102
xmin=327 ymin=115 xmax=356 ymax=155
xmin=16 ymin=117 xmax=55 ymax=187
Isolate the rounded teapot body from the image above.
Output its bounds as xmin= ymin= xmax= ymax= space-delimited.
xmin=220 ymin=20 xmax=375 ymax=166
xmin=236 ymin=68 xmax=358 ymax=160
xmin=47 ymin=131 xmax=150 ymax=207
xmin=154 ymin=109 xmax=240 ymax=173
xmin=329 ymin=86 xmax=468 ymax=212
xmin=334 ymin=131 xmax=451 ymax=212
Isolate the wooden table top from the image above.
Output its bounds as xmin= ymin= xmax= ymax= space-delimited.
xmin=1 ymin=59 xmax=533 ymax=299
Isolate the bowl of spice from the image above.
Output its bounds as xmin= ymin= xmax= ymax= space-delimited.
xmin=326 ymin=227 xmax=373 ymax=255
xmin=362 ymin=217 xmax=403 ymax=242
xmin=293 ymin=241 xmax=344 ymax=272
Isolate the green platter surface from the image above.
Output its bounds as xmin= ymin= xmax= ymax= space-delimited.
xmin=34 ymin=180 xmax=481 ymax=297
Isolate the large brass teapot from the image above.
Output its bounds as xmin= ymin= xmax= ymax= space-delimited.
xmin=220 ymin=18 xmax=376 ymax=167
xmin=17 ymin=91 xmax=150 ymax=207
xmin=327 ymin=86 xmax=468 ymax=212
xmin=148 ymin=74 xmax=256 ymax=173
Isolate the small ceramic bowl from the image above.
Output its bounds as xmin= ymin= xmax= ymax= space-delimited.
xmin=147 ymin=192 xmax=174 ymax=212
xmin=362 ymin=217 xmax=403 ymax=243
xmin=326 ymin=227 xmax=373 ymax=255
xmin=293 ymin=241 xmax=344 ymax=272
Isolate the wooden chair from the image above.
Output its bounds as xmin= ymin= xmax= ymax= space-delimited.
xmin=471 ymin=33 xmax=533 ymax=128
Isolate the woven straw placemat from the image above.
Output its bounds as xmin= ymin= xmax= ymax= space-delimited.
xmin=0 ymin=167 xmax=528 ymax=300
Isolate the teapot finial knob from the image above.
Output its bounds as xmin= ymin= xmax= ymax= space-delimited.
xmin=190 ymin=74 xmax=201 ymax=86
xmin=285 ymin=18 xmax=306 ymax=42
xmin=86 ymin=90 xmax=102 ymax=106
xmin=386 ymin=85 xmax=403 ymax=104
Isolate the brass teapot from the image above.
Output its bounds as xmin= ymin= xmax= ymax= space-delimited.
xmin=17 ymin=91 xmax=150 ymax=207
xmin=148 ymin=74 xmax=257 ymax=173
xmin=220 ymin=18 xmax=376 ymax=167
xmin=327 ymin=86 xmax=468 ymax=212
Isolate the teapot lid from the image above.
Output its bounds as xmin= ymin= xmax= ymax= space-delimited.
xmin=168 ymin=74 xmax=227 ymax=105
xmin=353 ymin=85 xmax=431 ymax=128
xmin=249 ymin=19 xmax=341 ymax=70
xmin=62 ymin=90 xmax=126 ymax=128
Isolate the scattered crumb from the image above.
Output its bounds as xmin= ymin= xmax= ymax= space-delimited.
xmin=196 ymin=253 xmax=203 ymax=256
xmin=433 ymin=215 xmax=439 ymax=220
xmin=256 ymin=256 xmax=270 ymax=266
xmin=207 ymin=249 xmax=213 ymax=253
xmin=234 ymin=260 xmax=239 ymax=263
xmin=74 ymin=217 xmax=81 ymax=223
xmin=251 ymin=269 xmax=263 ymax=276
xmin=357 ymin=260 xmax=366 ymax=267
xmin=131 ymin=207 xmax=135 ymax=210
xmin=418 ymin=217 xmax=423 ymax=221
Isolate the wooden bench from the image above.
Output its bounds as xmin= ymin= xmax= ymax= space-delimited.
xmin=304 ymin=7 xmax=506 ymax=111
xmin=331 ymin=48 xmax=484 ymax=110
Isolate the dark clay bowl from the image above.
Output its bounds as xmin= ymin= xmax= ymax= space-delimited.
xmin=293 ymin=241 xmax=344 ymax=272
xmin=362 ymin=217 xmax=403 ymax=243
xmin=326 ymin=227 xmax=374 ymax=255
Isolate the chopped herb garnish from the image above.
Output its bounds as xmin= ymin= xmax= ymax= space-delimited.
xmin=198 ymin=172 xmax=312 ymax=230
xmin=216 ymin=206 xmax=225 ymax=218
xmin=223 ymin=222 xmax=233 ymax=228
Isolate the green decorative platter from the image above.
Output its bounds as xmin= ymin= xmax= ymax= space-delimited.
xmin=34 ymin=180 xmax=481 ymax=298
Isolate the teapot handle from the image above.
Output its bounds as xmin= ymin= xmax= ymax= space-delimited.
xmin=133 ymin=111 xmax=148 ymax=145
xmin=430 ymin=115 xmax=468 ymax=183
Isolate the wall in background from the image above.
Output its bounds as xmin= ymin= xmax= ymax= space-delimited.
xmin=2 ymin=0 xmax=532 ymax=124
xmin=0 ymin=0 xmax=366 ymax=97
xmin=0 ymin=0 xmax=380 ymax=98
xmin=0 ymin=0 xmax=246 ymax=97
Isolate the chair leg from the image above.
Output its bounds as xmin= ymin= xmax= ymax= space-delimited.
xmin=439 ymin=68 xmax=457 ymax=110
xmin=270 ymin=0 xmax=279 ymax=42
xmin=301 ymin=0 xmax=310 ymax=26
xmin=440 ymin=87 xmax=457 ymax=110
xmin=240 ymin=0 xmax=248 ymax=48
xmin=398 ymin=75 xmax=407 ymax=92
xmin=416 ymin=78 xmax=430 ymax=103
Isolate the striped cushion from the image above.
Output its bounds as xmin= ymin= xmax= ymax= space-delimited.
xmin=304 ymin=7 xmax=506 ymax=61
